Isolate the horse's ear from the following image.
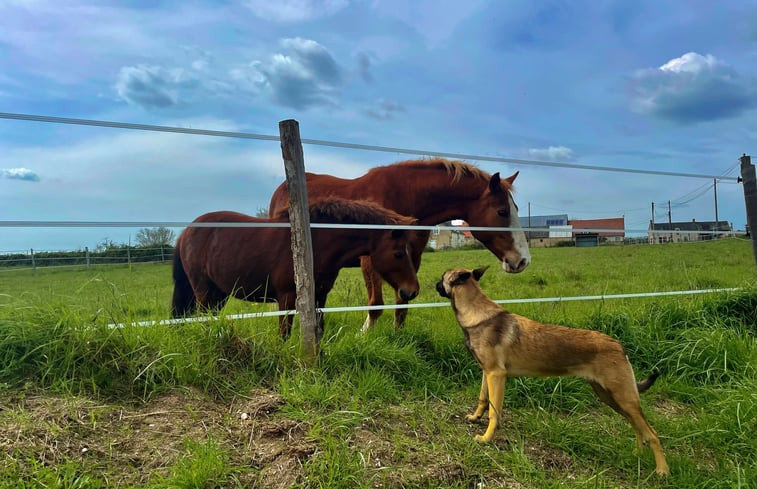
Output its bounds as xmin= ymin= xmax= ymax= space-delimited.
xmin=451 ymin=271 xmax=472 ymax=285
xmin=472 ymin=266 xmax=489 ymax=281
xmin=489 ymin=173 xmax=503 ymax=194
xmin=504 ymin=171 xmax=519 ymax=185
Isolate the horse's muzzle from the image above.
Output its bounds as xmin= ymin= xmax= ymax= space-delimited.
xmin=399 ymin=289 xmax=418 ymax=301
xmin=504 ymin=256 xmax=530 ymax=273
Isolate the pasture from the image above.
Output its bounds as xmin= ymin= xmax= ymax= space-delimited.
xmin=1 ymin=238 xmax=756 ymax=488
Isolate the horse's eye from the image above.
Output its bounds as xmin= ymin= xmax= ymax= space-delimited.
xmin=497 ymin=209 xmax=510 ymax=218
xmin=394 ymin=251 xmax=405 ymax=259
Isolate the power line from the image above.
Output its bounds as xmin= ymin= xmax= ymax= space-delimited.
xmin=0 ymin=112 xmax=741 ymax=181
xmin=0 ymin=220 xmax=741 ymax=235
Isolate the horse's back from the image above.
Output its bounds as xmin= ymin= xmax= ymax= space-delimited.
xmin=192 ymin=210 xmax=258 ymax=223
xmin=269 ymin=172 xmax=366 ymax=217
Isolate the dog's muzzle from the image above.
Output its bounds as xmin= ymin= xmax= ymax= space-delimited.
xmin=436 ymin=280 xmax=450 ymax=298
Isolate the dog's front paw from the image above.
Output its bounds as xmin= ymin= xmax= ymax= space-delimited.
xmin=466 ymin=413 xmax=482 ymax=422
xmin=474 ymin=434 xmax=492 ymax=443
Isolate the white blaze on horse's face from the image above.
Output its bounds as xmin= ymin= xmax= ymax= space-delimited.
xmin=502 ymin=191 xmax=530 ymax=273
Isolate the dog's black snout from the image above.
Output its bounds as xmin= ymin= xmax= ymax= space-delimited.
xmin=436 ymin=280 xmax=449 ymax=298
xmin=399 ymin=289 xmax=418 ymax=301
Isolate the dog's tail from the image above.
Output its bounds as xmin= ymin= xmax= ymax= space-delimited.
xmin=636 ymin=370 xmax=660 ymax=394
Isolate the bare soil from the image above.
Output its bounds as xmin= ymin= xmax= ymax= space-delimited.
xmin=0 ymin=389 xmax=591 ymax=488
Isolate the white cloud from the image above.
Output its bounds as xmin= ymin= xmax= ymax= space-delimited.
xmin=115 ymin=65 xmax=183 ymax=108
xmin=233 ymin=38 xmax=344 ymax=109
xmin=659 ymin=52 xmax=718 ymax=74
xmin=243 ymin=0 xmax=349 ymax=22
xmin=116 ymin=38 xmax=343 ymax=110
xmin=630 ymin=52 xmax=757 ymax=123
xmin=1 ymin=167 xmax=40 ymax=182
xmin=527 ymin=146 xmax=574 ymax=162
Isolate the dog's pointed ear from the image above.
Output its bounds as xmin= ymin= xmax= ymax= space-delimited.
xmin=472 ymin=266 xmax=489 ymax=281
xmin=450 ymin=270 xmax=472 ymax=285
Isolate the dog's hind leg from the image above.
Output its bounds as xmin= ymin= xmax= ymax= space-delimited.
xmin=476 ymin=368 xmax=506 ymax=442
xmin=590 ymin=378 xmax=669 ymax=476
xmin=467 ymin=372 xmax=489 ymax=422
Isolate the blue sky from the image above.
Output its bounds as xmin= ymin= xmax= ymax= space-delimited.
xmin=1 ymin=0 xmax=756 ymax=251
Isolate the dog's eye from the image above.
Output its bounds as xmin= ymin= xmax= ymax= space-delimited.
xmin=394 ymin=251 xmax=405 ymax=259
xmin=497 ymin=209 xmax=510 ymax=218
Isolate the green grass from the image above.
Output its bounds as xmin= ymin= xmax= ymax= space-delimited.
xmin=0 ymin=238 xmax=756 ymax=488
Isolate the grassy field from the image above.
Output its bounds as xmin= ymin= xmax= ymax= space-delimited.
xmin=1 ymin=238 xmax=756 ymax=488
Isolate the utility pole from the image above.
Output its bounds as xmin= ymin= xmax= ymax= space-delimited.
xmin=667 ymin=200 xmax=672 ymax=226
xmin=713 ymin=178 xmax=719 ymax=228
xmin=739 ymin=154 xmax=757 ymax=267
xmin=527 ymin=202 xmax=531 ymax=244
xmin=651 ymin=202 xmax=655 ymax=244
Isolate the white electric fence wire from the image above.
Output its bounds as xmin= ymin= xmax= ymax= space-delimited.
xmin=106 ymin=287 xmax=740 ymax=329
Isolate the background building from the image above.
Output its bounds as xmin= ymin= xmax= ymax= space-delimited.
xmin=569 ymin=217 xmax=626 ymax=247
xmin=649 ymin=220 xmax=733 ymax=243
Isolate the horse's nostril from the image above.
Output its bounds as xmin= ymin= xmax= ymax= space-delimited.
xmin=505 ymin=256 xmax=530 ymax=273
xmin=400 ymin=289 xmax=418 ymax=301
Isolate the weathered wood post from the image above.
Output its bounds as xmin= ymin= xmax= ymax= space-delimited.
xmin=739 ymin=154 xmax=757 ymax=267
xmin=279 ymin=119 xmax=319 ymax=363
xmin=85 ymin=246 xmax=90 ymax=269
xmin=127 ymin=237 xmax=132 ymax=270
xmin=30 ymin=248 xmax=35 ymax=271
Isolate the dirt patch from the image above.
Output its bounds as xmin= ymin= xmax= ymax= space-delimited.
xmin=652 ymin=398 xmax=694 ymax=417
xmin=0 ymin=388 xmax=315 ymax=488
xmin=523 ymin=440 xmax=573 ymax=472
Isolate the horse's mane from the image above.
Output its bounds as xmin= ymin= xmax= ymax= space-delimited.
xmin=369 ymin=158 xmax=505 ymax=187
xmin=281 ymin=198 xmax=417 ymax=226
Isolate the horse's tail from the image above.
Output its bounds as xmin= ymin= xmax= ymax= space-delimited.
xmin=171 ymin=244 xmax=196 ymax=317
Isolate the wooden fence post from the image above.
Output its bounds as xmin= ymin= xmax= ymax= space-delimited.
xmin=85 ymin=246 xmax=90 ymax=269
xmin=739 ymin=154 xmax=757 ymax=267
xmin=279 ymin=119 xmax=319 ymax=363
xmin=30 ymin=248 xmax=35 ymax=271
xmin=127 ymin=237 xmax=132 ymax=270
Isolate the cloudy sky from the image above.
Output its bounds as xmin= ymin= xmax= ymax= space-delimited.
xmin=1 ymin=0 xmax=756 ymax=251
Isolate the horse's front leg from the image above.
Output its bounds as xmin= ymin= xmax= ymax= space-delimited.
xmin=360 ymin=256 xmax=385 ymax=333
xmin=277 ymin=313 xmax=294 ymax=340
xmin=314 ymin=291 xmax=327 ymax=343
xmin=277 ymin=292 xmax=296 ymax=340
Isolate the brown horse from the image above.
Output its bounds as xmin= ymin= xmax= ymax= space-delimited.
xmin=172 ymin=198 xmax=421 ymax=339
xmin=269 ymin=158 xmax=530 ymax=332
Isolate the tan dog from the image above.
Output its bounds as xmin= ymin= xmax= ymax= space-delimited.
xmin=436 ymin=266 xmax=669 ymax=475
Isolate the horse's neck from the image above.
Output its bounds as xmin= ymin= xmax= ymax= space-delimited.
xmin=312 ymin=230 xmax=371 ymax=268
xmin=362 ymin=168 xmax=484 ymax=224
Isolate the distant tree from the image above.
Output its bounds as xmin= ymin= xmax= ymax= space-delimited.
xmin=95 ymin=237 xmax=120 ymax=252
xmin=135 ymin=227 xmax=176 ymax=248
xmin=255 ymin=207 xmax=269 ymax=218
